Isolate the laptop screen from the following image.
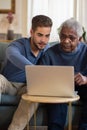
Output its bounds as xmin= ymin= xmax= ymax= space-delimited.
xmin=26 ymin=65 xmax=75 ymax=98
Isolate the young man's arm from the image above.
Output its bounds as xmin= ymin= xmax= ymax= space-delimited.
xmin=6 ymin=45 xmax=33 ymax=70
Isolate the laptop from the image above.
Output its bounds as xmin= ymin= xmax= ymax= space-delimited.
xmin=25 ymin=65 xmax=76 ymax=98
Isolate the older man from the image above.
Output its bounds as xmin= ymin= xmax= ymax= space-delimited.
xmin=38 ymin=18 xmax=87 ymax=130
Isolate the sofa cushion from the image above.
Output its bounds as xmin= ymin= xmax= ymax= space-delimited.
xmin=0 ymin=42 xmax=9 ymax=62
xmin=0 ymin=42 xmax=10 ymax=73
xmin=1 ymin=94 xmax=20 ymax=105
xmin=0 ymin=106 xmax=17 ymax=127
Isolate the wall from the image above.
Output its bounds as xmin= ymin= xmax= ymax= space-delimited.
xmin=0 ymin=0 xmax=27 ymax=37
xmin=21 ymin=0 xmax=27 ymax=37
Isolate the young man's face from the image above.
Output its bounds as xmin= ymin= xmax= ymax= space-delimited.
xmin=30 ymin=27 xmax=51 ymax=50
xmin=59 ymin=27 xmax=81 ymax=52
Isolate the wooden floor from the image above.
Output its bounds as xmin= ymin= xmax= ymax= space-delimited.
xmin=0 ymin=126 xmax=78 ymax=130
xmin=25 ymin=126 xmax=78 ymax=130
xmin=24 ymin=126 xmax=47 ymax=130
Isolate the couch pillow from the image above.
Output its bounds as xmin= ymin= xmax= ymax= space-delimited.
xmin=0 ymin=42 xmax=9 ymax=72
xmin=0 ymin=42 xmax=9 ymax=62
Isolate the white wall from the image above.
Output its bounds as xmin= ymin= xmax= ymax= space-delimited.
xmin=0 ymin=0 xmax=27 ymax=37
xmin=1 ymin=0 xmax=87 ymax=39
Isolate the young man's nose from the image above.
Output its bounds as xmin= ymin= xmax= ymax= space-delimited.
xmin=41 ymin=37 xmax=47 ymax=43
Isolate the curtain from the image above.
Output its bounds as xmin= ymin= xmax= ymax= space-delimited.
xmin=74 ymin=0 xmax=87 ymax=31
xmin=27 ymin=0 xmax=87 ymax=42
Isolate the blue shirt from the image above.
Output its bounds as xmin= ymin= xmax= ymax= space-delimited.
xmin=2 ymin=38 xmax=49 ymax=83
xmin=38 ymin=42 xmax=87 ymax=76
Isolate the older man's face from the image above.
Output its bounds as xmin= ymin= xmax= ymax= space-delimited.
xmin=59 ymin=27 xmax=80 ymax=52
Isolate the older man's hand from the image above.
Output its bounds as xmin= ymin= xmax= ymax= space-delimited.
xmin=74 ymin=73 xmax=87 ymax=86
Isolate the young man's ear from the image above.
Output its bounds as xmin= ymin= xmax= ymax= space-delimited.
xmin=30 ymin=29 xmax=33 ymax=35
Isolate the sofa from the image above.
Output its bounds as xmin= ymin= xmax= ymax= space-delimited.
xmin=0 ymin=41 xmax=82 ymax=130
xmin=0 ymin=42 xmax=21 ymax=130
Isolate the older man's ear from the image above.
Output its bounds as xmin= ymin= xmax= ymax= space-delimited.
xmin=79 ymin=36 xmax=83 ymax=42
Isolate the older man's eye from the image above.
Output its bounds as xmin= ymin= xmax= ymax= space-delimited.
xmin=69 ymin=36 xmax=76 ymax=41
xmin=60 ymin=34 xmax=77 ymax=41
xmin=60 ymin=34 xmax=66 ymax=39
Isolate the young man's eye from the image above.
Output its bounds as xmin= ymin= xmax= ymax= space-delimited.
xmin=46 ymin=34 xmax=50 ymax=38
xmin=37 ymin=34 xmax=42 ymax=37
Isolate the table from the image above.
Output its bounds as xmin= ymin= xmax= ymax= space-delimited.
xmin=22 ymin=94 xmax=80 ymax=130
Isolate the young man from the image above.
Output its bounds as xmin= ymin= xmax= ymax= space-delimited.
xmin=0 ymin=15 xmax=53 ymax=130
xmin=38 ymin=18 xmax=87 ymax=130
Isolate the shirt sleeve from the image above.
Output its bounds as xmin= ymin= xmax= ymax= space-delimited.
xmin=6 ymin=44 xmax=34 ymax=70
xmin=37 ymin=51 xmax=51 ymax=65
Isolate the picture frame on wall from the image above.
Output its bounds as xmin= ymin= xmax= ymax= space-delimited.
xmin=0 ymin=0 xmax=15 ymax=13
